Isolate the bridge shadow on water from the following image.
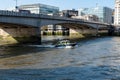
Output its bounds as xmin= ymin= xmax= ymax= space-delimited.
xmin=0 ymin=65 xmax=120 ymax=80
xmin=0 ymin=44 xmax=53 ymax=58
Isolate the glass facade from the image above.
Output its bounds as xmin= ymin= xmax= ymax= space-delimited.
xmin=78 ymin=7 xmax=112 ymax=23
xmin=19 ymin=4 xmax=59 ymax=15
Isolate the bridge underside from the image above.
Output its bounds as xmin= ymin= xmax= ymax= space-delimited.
xmin=54 ymin=23 xmax=98 ymax=36
xmin=0 ymin=23 xmax=41 ymax=44
xmin=0 ymin=10 xmax=110 ymax=44
xmin=0 ymin=22 xmax=109 ymax=44
xmin=57 ymin=23 xmax=94 ymax=29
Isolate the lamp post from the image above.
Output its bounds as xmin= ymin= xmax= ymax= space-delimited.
xmin=14 ymin=0 xmax=18 ymax=11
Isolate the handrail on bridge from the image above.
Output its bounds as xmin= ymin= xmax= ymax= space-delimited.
xmin=0 ymin=10 xmax=110 ymax=26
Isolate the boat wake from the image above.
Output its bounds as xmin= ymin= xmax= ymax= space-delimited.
xmin=28 ymin=44 xmax=55 ymax=48
xmin=27 ymin=44 xmax=78 ymax=49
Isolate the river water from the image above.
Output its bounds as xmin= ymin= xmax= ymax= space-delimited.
xmin=0 ymin=36 xmax=120 ymax=80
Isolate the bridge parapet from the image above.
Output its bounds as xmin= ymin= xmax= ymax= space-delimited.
xmin=0 ymin=10 xmax=38 ymax=17
xmin=0 ymin=10 xmax=110 ymax=28
xmin=0 ymin=11 xmax=99 ymax=22
xmin=0 ymin=10 xmax=68 ymax=20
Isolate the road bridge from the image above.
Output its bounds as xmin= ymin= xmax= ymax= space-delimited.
xmin=0 ymin=10 xmax=110 ymax=44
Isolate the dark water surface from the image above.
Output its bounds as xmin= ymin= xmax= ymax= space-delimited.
xmin=1 ymin=37 xmax=120 ymax=80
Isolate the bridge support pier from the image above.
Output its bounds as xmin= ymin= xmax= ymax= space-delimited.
xmin=108 ymin=25 xmax=115 ymax=36
xmin=36 ymin=27 xmax=41 ymax=44
xmin=0 ymin=25 xmax=41 ymax=44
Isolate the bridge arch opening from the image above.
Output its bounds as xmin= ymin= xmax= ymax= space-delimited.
xmin=41 ymin=22 xmax=96 ymax=36
xmin=40 ymin=23 xmax=97 ymax=43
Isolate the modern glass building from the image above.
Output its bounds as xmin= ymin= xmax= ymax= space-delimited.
xmin=78 ymin=6 xmax=113 ymax=24
xmin=114 ymin=0 xmax=120 ymax=25
xmin=19 ymin=3 xmax=59 ymax=15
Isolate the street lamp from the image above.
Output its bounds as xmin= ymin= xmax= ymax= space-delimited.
xmin=14 ymin=0 xmax=18 ymax=11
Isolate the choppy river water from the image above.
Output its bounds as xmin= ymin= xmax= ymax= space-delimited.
xmin=0 ymin=36 xmax=120 ymax=80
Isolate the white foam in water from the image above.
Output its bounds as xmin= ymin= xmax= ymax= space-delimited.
xmin=28 ymin=45 xmax=55 ymax=48
xmin=28 ymin=44 xmax=78 ymax=49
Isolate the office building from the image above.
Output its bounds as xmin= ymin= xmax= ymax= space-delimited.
xmin=60 ymin=9 xmax=78 ymax=18
xmin=78 ymin=6 xmax=113 ymax=23
xmin=114 ymin=0 xmax=120 ymax=25
xmin=19 ymin=3 xmax=59 ymax=15
xmin=72 ymin=14 xmax=99 ymax=22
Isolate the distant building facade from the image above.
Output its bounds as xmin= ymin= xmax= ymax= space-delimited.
xmin=19 ymin=3 xmax=59 ymax=15
xmin=114 ymin=0 xmax=120 ymax=25
xmin=60 ymin=9 xmax=78 ymax=18
xmin=112 ymin=10 xmax=114 ymax=24
xmin=78 ymin=6 xmax=113 ymax=23
xmin=72 ymin=14 xmax=99 ymax=22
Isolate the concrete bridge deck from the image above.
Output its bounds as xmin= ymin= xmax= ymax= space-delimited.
xmin=0 ymin=10 xmax=112 ymax=44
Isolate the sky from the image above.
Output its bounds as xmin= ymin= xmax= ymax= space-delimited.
xmin=0 ymin=0 xmax=114 ymax=10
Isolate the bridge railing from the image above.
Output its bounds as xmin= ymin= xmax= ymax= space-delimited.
xmin=0 ymin=10 xmax=39 ymax=17
xmin=0 ymin=10 xmax=81 ymax=21
xmin=0 ymin=10 xmax=109 ymax=26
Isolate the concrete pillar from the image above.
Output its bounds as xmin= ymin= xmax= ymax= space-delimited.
xmin=62 ymin=26 xmax=69 ymax=36
xmin=36 ymin=27 xmax=41 ymax=44
xmin=96 ymin=25 xmax=99 ymax=36
xmin=66 ymin=28 xmax=69 ymax=36
xmin=52 ymin=24 xmax=56 ymax=35
xmin=108 ymin=25 xmax=115 ymax=36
